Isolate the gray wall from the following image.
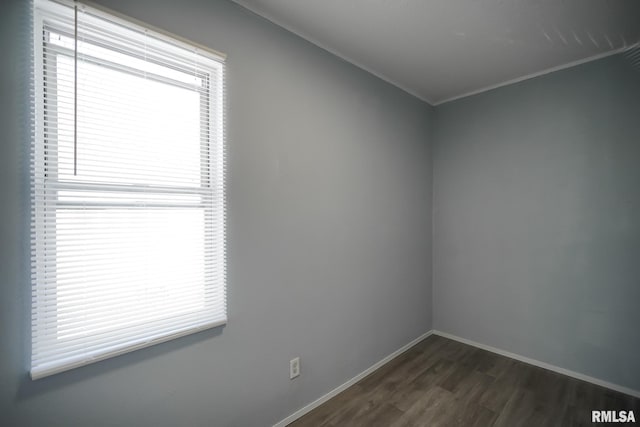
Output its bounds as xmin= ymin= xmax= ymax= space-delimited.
xmin=433 ymin=54 xmax=640 ymax=392
xmin=4 ymin=0 xmax=638 ymax=424
xmin=0 ymin=0 xmax=433 ymax=426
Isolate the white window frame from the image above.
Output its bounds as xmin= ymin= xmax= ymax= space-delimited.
xmin=31 ymin=0 xmax=227 ymax=379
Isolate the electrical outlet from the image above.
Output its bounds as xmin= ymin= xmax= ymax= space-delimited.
xmin=290 ymin=357 xmax=300 ymax=379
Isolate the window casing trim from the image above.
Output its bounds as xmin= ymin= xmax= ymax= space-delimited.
xmin=31 ymin=0 xmax=227 ymax=380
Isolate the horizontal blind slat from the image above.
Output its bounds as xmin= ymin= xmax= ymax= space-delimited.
xmin=32 ymin=0 xmax=226 ymax=379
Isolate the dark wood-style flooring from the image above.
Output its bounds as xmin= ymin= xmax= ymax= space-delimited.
xmin=289 ymin=335 xmax=639 ymax=426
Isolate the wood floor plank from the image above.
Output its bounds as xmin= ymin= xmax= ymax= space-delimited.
xmin=475 ymin=350 xmax=512 ymax=378
xmin=389 ymin=386 xmax=453 ymax=427
xmin=440 ymin=365 xmax=475 ymax=393
xmin=452 ymin=369 xmax=496 ymax=407
xmin=357 ymin=349 xmax=415 ymax=390
xmin=478 ymin=374 xmax=520 ymax=412
xmin=438 ymin=339 xmax=476 ymax=362
xmin=445 ymin=401 xmax=498 ymax=427
xmin=349 ymin=402 xmax=404 ymax=427
xmin=390 ymin=358 xmax=455 ymax=412
xmin=290 ymin=384 xmax=368 ymax=426
xmin=413 ymin=334 xmax=451 ymax=357
xmin=288 ymin=336 xmax=640 ymax=427
xmin=493 ymin=387 xmax=548 ymax=427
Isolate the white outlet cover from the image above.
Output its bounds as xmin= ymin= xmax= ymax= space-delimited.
xmin=290 ymin=357 xmax=300 ymax=379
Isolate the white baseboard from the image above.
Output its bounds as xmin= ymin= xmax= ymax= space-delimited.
xmin=273 ymin=328 xmax=639 ymax=426
xmin=272 ymin=330 xmax=434 ymax=427
xmin=433 ymin=330 xmax=640 ymax=399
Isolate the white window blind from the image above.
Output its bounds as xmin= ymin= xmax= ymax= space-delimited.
xmin=31 ymin=0 xmax=226 ymax=380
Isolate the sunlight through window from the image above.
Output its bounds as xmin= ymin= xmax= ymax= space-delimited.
xmin=31 ymin=0 xmax=226 ymax=379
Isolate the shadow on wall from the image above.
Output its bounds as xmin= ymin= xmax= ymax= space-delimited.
xmin=16 ymin=326 xmax=223 ymax=401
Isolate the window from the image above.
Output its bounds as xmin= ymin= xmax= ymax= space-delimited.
xmin=31 ymin=0 xmax=226 ymax=379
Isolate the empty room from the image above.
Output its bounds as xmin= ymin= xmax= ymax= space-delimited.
xmin=1 ymin=0 xmax=639 ymax=426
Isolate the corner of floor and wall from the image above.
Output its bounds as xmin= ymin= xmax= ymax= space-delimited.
xmin=1 ymin=0 xmax=638 ymax=426
xmin=2 ymin=0 xmax=433 ymax=426
xmin=431 ymin=50 xmax=640 ymax=399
